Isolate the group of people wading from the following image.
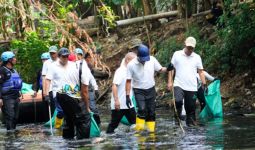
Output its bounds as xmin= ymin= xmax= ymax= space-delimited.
xmin=0 ymin=36 xmax=217 ymax=140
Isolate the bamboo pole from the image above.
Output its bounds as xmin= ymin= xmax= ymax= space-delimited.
xmin=116 ymin=11 xmax=178 ymax=26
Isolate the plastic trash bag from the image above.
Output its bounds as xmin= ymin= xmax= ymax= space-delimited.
xmin=21 ymin=82 xmax=34 ymax=94
xmin=120 ymin=96 xmax=137 ymax=126
xmin=199 ymin=80 xmax=223 ymax=119
xmin=90 ymin=112 xmax=101 ymax=137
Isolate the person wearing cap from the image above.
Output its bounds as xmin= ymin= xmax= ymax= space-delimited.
xmin=106 ymin=52 xmax=137 ymax=134
xmin=84 ymin=52 xmax=100 ymax=126
xmin=44 ymin=47 xmax=91 ymax=139
xmin=0 ymin=51 xmax=22 ymax=130
xmin=42 ymin=45 xmax=64 ymax=129
xmin=68 ymin=53 xmax=76 ymax=62
xmin=75 ymin=48 xmax=84 ymax=60
xmin=33 ymin=52 xmax=51 ymax=97
xmin=128 ymin=38 xmax=142 ymax=51
xmin=126 ymin=44 xmax=167 ymax=133
xmin=167 ymin=36 xmax=206 ymax=127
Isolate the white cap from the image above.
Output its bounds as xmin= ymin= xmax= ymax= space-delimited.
xmin=185 ymin=37 xmax=196 ymax=48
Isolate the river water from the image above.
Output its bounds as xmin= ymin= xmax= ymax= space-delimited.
xmin=0 ymin=109 xmax=255 ymax=150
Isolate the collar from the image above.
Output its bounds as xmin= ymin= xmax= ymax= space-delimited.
xmin=134 ymin=57 xmax=150 ymax=65
xmin=134 ymin=58 xmax=140 ymax=65
xmin=56 ymin=59 xmax=68 ymax=68
xmin=182 ymin=48 xmax=195 ymax=57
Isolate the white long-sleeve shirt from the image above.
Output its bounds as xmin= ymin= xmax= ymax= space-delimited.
xmin=197 ymin=71 xmax=215 ymax=88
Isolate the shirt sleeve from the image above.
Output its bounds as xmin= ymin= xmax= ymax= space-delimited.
xmin=45 ymin=64 xmax=54 ymax=80
xmin=113 ymin=68 xmax=122 ymax=85
xmin=81 ymin=61 xmax=90 ymax=86
xmin=197 ymin=55 xmax=203 ymax=70
xmin=41 ymin=60 xmax=49 ymax=76
xmin=152 ymin=56 xmax=162 ymax=72
xmin=204 ymin=71 xmax=215 ymax=81
xmin=89 ymin=73 xmax=98 ymax=90
xmin=171 ymin=52 xmax=176 ymax=66
xmin=126 ymin=63 xmax=133 ymax=80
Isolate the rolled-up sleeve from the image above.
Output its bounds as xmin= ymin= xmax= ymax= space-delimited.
xmin=126 ymin=64 xmax=133 ymax=80
xmin=81 ymin=62 xmax=90 ymax=86
xmin=45 ymin=65 xmax=53 ymax=80
xmin=90 ymin=73 xmax=98 ymax=90
xmin=197 ymin=55 xmax=203 ymax=70
xmin=153 ymin=56 xmax=163 ymax=72
xmin=171 ymin=52 xmax=176 ymax=66
xmin=42 ymin=60 xmax=49 ymax=76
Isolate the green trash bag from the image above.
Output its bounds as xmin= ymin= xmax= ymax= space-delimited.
xmin=21 ymin=82 xmax=34 ymax=94
xmin=45 ymin=111 xmax=101 ymax=137
xmin=90 ymin=112 xmax=101 ymax=137
xmin=199 ymin=80 xmax=223 ymax=119
xmin=120 ymin=96 xmax=137 ymax=126
xmin=44 ymin=109 xmax=57 ymax=127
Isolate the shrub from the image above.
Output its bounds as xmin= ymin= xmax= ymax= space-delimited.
xmin=11 ymin=32 xmax=51 ymax=83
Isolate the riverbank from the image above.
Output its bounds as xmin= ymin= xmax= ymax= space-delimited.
xmin=95 ymin=16 xmax=255 ymax=114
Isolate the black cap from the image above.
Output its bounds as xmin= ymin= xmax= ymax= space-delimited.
xmin=84 ymin=52 xmax=91 ymax=59
xmin=58 ymin=47 xmax=70 ymax=56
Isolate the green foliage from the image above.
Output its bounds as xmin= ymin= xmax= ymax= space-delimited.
xmin=156 ymin=0 xmax=176 ymax=12
xmin=45 ymin=0 xmax=77 ymax=19
xmin=97 ymin=5 xmax=119 ymax=28
xmin=37 ymin=20 xmax=57 ymax=40
xmin=104 ymin=0 xmax=143 ymax=10
xmin=155 ymin=37 xmax=182 ymax=67
xmin=110 ymin=0 xmax=126 ymax=5
xmin=213 ymin=1 xmax=255 ymax=73
xmin=11 ymin=32 xmax=50 ymax=83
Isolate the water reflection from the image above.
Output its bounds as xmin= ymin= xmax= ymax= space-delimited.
xmin=0 ymin=110 xmax=255 ymax=149
xmin=205 ymin=118 xmax=224 ymax=150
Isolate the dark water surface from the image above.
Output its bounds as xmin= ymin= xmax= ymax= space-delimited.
xmin=0 ymin=109 xmax=255 ymax=150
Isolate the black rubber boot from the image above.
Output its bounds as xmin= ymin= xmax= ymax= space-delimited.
xmin=186 ymin=113 xmax=197 ymax=127
xmin=174 ymin=106 xmax=185 ymax=121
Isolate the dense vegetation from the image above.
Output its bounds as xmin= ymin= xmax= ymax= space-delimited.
xmin=156 ymin=1 xmax=255 ymax=77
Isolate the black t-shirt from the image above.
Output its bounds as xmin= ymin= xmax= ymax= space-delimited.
xmin=0 ymin=66 xmax=20 ymax=99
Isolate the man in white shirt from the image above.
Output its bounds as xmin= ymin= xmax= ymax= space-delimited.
xmin=84 ymin=52 xmax=100 ymax=126
xmin=42 ymin=45 xmax=64 ymax=128
xmin=168 ymin=37 xmax=206 ymax=127
xmin=106 ymin=52 xmax=137 ymax=134
xmin=45 ymin=47 xmax=91 ymax=139
xmin=126 ymin=44 xmax=167 ymax=133
xmin=75 ymin=48 xmax=84 ymax=60
xmin=42 ymin=46 xmax=58 ymax=96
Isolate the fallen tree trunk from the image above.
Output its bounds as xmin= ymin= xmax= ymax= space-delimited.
xmin=86 ymin=28 xmax=99 ymax=36
xmin=116 ymin=11 xmax=178 ymax=27
xmin=192 ymin=10 xmax=211 ymax=17
xmin=0 ymin=40 xmax=10 ymax=44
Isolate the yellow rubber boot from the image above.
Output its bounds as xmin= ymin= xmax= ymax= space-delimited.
xmin=55 ymin=117 xmax=63 ymax=129
xmin=135 ymin=117 xmax=145 ymax=131
xmin=146 ymin=121 xmax=156 ymax=133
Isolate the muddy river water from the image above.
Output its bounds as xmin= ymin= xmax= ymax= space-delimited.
xmin=0 ymin=109 xmax=255 ymax=149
